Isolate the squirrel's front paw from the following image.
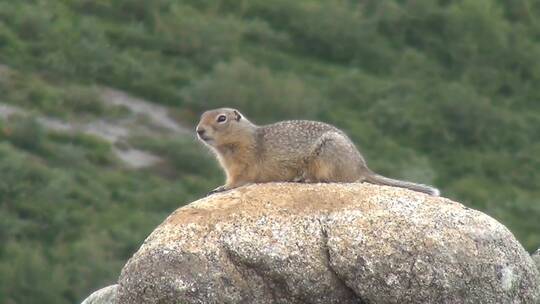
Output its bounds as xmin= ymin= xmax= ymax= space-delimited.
xmin=206 ymin=185 xmax=228 ymax=196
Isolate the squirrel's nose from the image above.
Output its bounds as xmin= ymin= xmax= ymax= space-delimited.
xmin=196 ymin=127 xmax=206 ymax=137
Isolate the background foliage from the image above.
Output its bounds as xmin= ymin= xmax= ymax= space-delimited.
xmin=0 ymin=0 xmax=539 ymax=303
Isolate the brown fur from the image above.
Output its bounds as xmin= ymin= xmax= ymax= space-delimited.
xmin=196 ymin=108 xmax=440 ymax=196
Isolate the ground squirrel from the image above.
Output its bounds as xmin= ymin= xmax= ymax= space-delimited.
xmin=196 ymin=108 xmax=440 ymax=196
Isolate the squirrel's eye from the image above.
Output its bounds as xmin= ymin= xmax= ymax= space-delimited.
xmin=217 ymin=115 xmax=227 ymax=123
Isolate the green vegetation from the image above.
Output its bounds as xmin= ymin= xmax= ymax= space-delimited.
xmin=1 ymin=0 xmax=539 ymax=303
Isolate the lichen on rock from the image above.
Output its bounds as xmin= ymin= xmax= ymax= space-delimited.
xmin=116 ymin=183 xmax=540 ymax=304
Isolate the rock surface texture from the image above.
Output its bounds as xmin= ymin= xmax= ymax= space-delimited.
xmin=116 ymin=183 xmax=540 ymax=304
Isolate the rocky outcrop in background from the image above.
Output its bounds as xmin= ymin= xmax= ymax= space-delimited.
xmin=107 ymin=183 xmax=540 ymax=304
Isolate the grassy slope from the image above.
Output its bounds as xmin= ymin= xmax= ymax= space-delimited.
xmin=1 ymin=0 xmax=539 ymax=302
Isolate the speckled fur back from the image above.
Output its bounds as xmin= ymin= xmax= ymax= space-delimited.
xmin=257 ymin=120 xmax=341 ymax=158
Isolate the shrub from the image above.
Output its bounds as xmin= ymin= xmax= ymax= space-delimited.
xmin=182 ymin=58 xmax=323 ymax=122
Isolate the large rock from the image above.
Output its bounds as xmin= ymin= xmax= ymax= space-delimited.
xmin=81 ymin=284 xmax=117 ymax=304
xmin=117 ymin=183 xmax=540 ymax=304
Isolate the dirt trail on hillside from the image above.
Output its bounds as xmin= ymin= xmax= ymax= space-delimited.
xmin=101 ymin=88 xmax=190 ymax=134
xmin=0 ymin=86 xmax=191 ymax=168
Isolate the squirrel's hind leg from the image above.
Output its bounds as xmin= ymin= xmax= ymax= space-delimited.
xmin=305 ymin=132 xmax=365 ymax=183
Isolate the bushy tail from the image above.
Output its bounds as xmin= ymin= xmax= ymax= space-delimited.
xmin=364 ymin=173 xmax=440 ymax=196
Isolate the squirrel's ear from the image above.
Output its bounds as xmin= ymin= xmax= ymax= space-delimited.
xmin=233 ymin=110 xmax=242 ymax=121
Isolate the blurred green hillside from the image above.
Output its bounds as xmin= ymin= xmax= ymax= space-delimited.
xmin=1 ymin=0 xmax=539 ymax=303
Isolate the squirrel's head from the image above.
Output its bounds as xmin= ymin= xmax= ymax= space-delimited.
xmin=196 ymin=108 xmax=253 ymax=148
